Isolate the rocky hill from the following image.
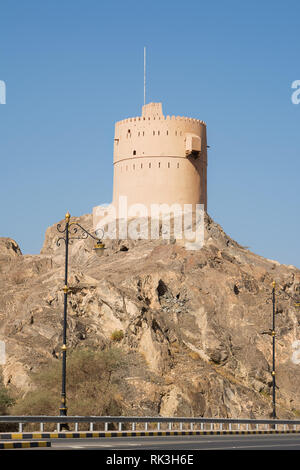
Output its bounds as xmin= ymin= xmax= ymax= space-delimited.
xmin=0 ymin=213 xmax=300 ymax=418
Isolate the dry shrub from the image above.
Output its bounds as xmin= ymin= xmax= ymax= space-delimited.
xmin=0 ymin=373 xmax=16 ymax=431
xmin=12 ymin=347 xmax=125 ymax=417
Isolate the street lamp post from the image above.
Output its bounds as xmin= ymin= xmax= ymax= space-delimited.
xmin=271 ymin=281 xmax=276 ymax=419
xmin=56 ymin=212 xmax=105 ymax=416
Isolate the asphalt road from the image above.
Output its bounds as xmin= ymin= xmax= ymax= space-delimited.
xmin=26 ymin=433 xmax=300 ymax=450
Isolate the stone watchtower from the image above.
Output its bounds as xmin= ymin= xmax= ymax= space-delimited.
xmin=112 ymin=102 xmax=208 ymax=213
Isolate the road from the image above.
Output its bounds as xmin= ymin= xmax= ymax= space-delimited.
xmin=19 ymin=433 xmax=300 ymax=450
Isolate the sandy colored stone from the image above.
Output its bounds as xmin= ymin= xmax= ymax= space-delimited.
xmin=0 ymin=213 xmax=300 ymax=418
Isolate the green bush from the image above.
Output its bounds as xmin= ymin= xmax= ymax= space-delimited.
xmin=111 ymin=330 xmax=124 ymax=342
xmin=0 ymin=376 xmax=14 ymax=414
xmin=12 ymin=347 xmax=125 ymax=417
xmin=0 ymin=373 xmax=16 ymax=431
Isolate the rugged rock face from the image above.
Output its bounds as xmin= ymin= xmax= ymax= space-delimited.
xmin=1 ymin=213 xmax=300 ymax=418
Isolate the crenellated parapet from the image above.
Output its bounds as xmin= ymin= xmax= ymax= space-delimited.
xmin=115 ymin=115 xmax=207 ymax=127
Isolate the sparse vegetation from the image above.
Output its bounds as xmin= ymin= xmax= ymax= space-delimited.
xmin=0 ymin=373 xmax=14 ymax=414
xmin=11 ymin=347 xmax=126 ymax=416
xmin=0 ymin=372 xmax=15 ymax=431
xmin=111 ymin=330 xmax=124 ymax=342
xmin=259 ymin=389 xmax=271 ymax=400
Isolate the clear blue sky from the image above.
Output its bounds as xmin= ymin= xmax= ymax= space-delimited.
xmin=0 ymin=0 xmax=299 ymax=268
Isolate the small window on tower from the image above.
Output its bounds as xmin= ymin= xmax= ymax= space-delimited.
xmin=158 ymin=162 xmax=161 ymax=168
xmin=133 ymin=150 xmax=136 ymax=155
xmin=168 ymin=162 xmax=170 ymax=168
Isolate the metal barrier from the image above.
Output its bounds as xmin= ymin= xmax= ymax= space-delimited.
xmin=0 ymin=416 xmax=300 ymax=433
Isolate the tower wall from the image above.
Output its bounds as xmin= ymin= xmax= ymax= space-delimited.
xmin=112 ymin=103 xmax=207 ymax=212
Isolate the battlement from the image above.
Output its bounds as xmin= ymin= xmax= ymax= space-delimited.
xmin=115 ymin=116 xmax=206 ymax=126
xmin=115 ymin=102 xmax=206 ymax=127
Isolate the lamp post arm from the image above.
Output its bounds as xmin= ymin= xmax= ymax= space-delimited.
xmin=68 ymin=222 xmax=104 ymax=242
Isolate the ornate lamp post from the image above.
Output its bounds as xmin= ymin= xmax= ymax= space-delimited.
xmin=271 ymin=281 xmax=276 ymax=419
xmin=56 ymin=212 xmax=105 ymax=416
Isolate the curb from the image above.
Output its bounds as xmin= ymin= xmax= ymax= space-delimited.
xmin=0 ymin=430 xmax=299 ymax=440
xmin=0 ymin=441 xmax=51 ymax=449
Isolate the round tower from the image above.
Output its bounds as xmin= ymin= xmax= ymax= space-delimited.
xmin=112 ymin=102 xmax=207 ymax=213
